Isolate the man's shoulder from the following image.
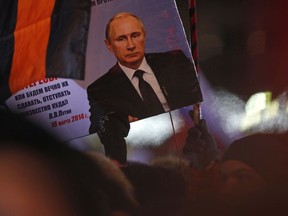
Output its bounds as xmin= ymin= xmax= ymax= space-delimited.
xmin=146 ymin=49 xmax=185 ymax=57
xmin=146 ymin=49 xmax=190 ymax=63
xmin=145 ymin=49 xmax=192 ymax=69
xmin=87 ymin=65 xmax=122 ymax=91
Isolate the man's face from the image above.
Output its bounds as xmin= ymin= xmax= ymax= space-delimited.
xmin=105 ymin=15 xmax=146 ymax=70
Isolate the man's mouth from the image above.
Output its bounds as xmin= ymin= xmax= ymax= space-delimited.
xmin=126 ymin=53 xmax=139 ymax=58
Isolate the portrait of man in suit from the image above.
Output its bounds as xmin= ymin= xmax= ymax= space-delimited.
xmin=87 ymin=12 xmax=202 ymax=164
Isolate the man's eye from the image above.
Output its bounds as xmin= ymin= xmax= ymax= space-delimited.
xmin=132 ymin=34 xmax=140 ymax=38
xmin=116 ymin=37 xmax=126 ymax=42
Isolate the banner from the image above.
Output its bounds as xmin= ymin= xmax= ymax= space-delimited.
xmin=5 ymin=0 xmax=202 ymax=147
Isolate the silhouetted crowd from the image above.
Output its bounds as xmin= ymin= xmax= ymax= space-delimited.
xmin=1 ymin=111 xmax=288 ymax=216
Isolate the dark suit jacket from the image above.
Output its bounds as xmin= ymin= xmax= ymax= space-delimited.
xmin=87 ymin=50 xmax=203 ymax=134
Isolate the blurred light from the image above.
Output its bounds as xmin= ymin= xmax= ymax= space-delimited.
xmin=262 ymin=100 xmax=279 ymax=122
xmin=245 ymin=92 xmax=271 ymax=115
xmin=240 ymin=91 xmax=288 ymax=133
xmin=241 ymin=92 xmax=271 ymax=131
xmin=200 ymin=73 xmax=288 ymax=144
xmin=126 ymin=110 xmax=185 ymax=147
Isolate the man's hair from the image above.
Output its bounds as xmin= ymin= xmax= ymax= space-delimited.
xmin=105 ymin=12 xmax=145 ymax=40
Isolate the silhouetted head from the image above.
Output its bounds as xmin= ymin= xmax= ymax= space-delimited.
xmin=220 ymin=133 xmax=288 ymax=197
xmin=0 ymin=112 xmax=138 ymax=216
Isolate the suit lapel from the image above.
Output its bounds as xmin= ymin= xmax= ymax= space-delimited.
xmin=145 ymin=53 xmax=167 ymax=87
xmin=109 ymin=64 xmax=143 ymax=102
xmin=109 ymin=64 xmax=148 ymax=117
xmin=145 ymin=53 xmax=171 ymax=100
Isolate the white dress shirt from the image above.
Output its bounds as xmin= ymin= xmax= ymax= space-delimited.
xmin=119 ymin=58 xmax=170 ymax=112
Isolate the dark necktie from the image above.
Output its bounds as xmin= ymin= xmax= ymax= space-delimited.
xmin=133 ymin=70 xmax=165 ymax=115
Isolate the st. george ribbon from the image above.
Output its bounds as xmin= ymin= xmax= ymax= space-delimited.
xmin=190 ymin=0 xmax=202 ymax=125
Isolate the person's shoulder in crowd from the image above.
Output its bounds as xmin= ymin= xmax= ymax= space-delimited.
xmin=121 ymin=161 xmax=191 ymax=216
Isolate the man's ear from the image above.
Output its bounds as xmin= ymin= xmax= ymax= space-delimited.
xmin=105 ymin=39 xmax=112 ymax=52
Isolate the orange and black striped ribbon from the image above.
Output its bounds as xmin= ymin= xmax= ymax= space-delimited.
xmin=0 ymin=0 xmax=90 ymax=103
xmin=9 ymin=0 xmax=57 ymax=99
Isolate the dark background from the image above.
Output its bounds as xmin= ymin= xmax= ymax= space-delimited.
xmin=197 ymin=0 xmax=288 ymax=100
xmin=179 ymin=0 xmax=288 ymax=100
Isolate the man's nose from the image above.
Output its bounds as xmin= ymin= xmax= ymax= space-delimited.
xmin=127 ymin=37 xmax=135 ymax=50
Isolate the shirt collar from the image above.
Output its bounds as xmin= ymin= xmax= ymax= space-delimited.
xmin=119 ymin=57 xmax=153 ymax=81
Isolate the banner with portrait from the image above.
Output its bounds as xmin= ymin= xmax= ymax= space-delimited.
xmin=5 ymin=0 xmax=202 ymax=160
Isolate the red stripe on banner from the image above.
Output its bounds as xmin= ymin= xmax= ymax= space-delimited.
xmin=189 ymin=0 xmax=199 ymax=71
xmin=190 ymin=0 xmax=202 ymax=124
xmin=9 ymin=0 xmax=56 ymax=95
